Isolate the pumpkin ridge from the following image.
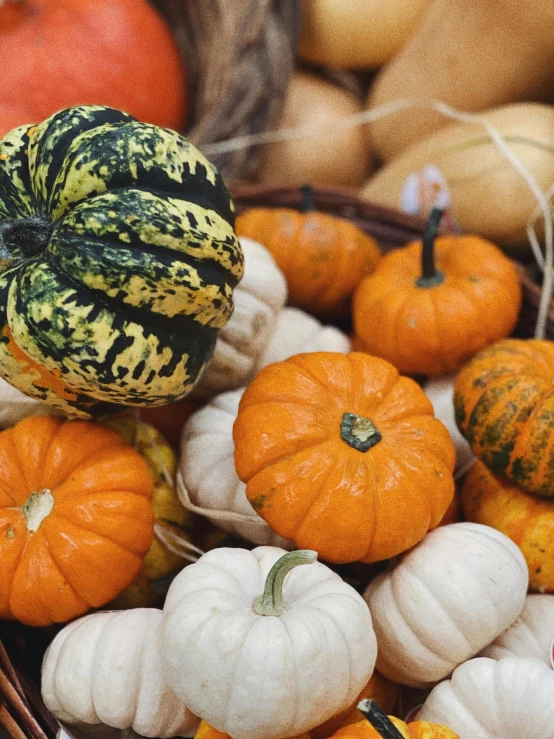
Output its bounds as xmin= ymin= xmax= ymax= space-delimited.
xmin=40 ymin=249 xmax=225 ymax=334
xmin=11 ymin=529 xmax=88 ymax=621
xmin=52 ymin=225 xmax=237 ymax=289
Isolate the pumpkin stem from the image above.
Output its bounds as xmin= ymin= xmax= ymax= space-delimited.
xmin=252 ymin=549 xmax=317 ymax=617
xmin=357 ymin=699 xmax=406 ymax=739
xmin=300 ymin=184 xmax=316 ymax=213
xmin=24 ymin=489 xmax=54 ymax=533
xmin=416 ymin=207 xmax=445 ymax=288
xmin=340 ymin=412 xmax=381 ymax=452
xmin=0 ymin=216 xmax=54 ymax=261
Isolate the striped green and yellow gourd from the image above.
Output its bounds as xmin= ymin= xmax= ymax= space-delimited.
xmin=0 ymin=105 xmax=243 ymax=417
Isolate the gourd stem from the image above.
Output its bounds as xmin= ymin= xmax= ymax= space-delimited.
xmin=252 ymin=550 xmax=317 ymax=616
xmin=300 ymin=183 xmax=316 ymax=213
xmin=0 ymin=216 xmax=54 ymax=260
xmin=416 ymin=207 xmax=445 ymax=288
xmin=357 ymin=699 xmax=406 ymax=739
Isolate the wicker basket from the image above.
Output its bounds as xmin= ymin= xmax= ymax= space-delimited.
xmin=514 ymin=262 xmax=554 ymax=341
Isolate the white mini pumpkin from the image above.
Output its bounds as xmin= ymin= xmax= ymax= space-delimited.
xmin=251 ymin=307 xmax=351 ymax=376
xmin=41 ymin=609 xmax=198 ymax=738
xmin=418 ymin=656 xmax=554 ymax=738
xmin=423 ymin=374 xmax=475 ymax=476
xmin=192 ymin=237 xmax=288 ymax=397
xmin=364 ymin=522 xmax=529 ymax=688
xmin=178 ymin=388 xmax=292 ymax=548
xmin=480 ymin=593 xmax=554 ymax=667
xmin=161 ymin=547 xmax=377 ymax=739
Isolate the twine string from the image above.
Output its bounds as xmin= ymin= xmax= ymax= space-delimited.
xmin=203 ymin=97 xmax=554 ymax=339
xmin=176 ymin=469 xmax=264 ymax=524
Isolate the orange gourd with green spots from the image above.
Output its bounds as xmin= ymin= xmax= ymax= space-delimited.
xmin=454 ymin=338 xmax=554 ymax=497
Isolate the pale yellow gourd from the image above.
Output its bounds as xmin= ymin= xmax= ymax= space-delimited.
xmin=361 ymin=103 xmax=554 ymax=257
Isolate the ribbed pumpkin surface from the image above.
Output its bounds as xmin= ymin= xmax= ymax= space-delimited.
xmin=454 ymin=339 xmax=554 ymax=497
xmin=0 ymin=105 xmax=243 ymax=417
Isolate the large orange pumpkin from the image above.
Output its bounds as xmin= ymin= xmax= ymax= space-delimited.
xmin=352 ymin=208 xmax=522 ymax=376
xmin=233 ymin=352 xmax=455 ymax=564
xmin=194 ymin=722 xmax=310 ymax=739
xmin=235 ymin=188 xmax=381 ymax=316
xmin=0 ymin=415 xmax=154 ymax=626
xmin=454 ymin=338 xmax=554 ymax=497
xmin=0 ymin=0 xmax=186 ymax=131
xmin=462 ymin=460 xmax=554 ymax=592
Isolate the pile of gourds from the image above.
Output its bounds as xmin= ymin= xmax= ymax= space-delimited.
xmin=0 ymin=99 xmax=552 ymax=739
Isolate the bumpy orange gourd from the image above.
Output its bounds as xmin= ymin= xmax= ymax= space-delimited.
xmin=352 ymin=208 xmax=522 ymax=376
xmin=312 ymin=672 xmax=398 ymax=739
xmin=233 ymin=352 xmax=455 ymax=564
xmin=235 ymin=189 xmax=381 ymax=316
xmin=0 ymin=0 xmax=186 ymax=131
xmin=454 ymin=338 xmax=554 ymax=497
xmin=0 ymin=415 xmax=154 ymax=626
xmin=462 ymin=460 xmax=554 ymax=592
xmin=331 ymin=717 xmax=460 ymax=739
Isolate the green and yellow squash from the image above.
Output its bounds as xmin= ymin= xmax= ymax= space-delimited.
xmin=0 ymin=105 xmax=243 ymax=417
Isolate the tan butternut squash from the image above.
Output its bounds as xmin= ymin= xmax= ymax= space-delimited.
xmin=366 ymin=0 xmax=554 ymax=161
xmin=360 ymin=102 xmax=554 ymax=258
xmin=257 ymin=71 xmax=372 ymax=189
xmin=297 ymin=0 xmax=433 ymax=69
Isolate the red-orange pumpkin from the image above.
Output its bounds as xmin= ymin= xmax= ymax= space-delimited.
xmin=0 ymin=415 xmax=154 ymax=626
xmin=0 ymin=0 xmax=186 ymax=131
xmin=233 ymin=352 xmax=456 ymax=564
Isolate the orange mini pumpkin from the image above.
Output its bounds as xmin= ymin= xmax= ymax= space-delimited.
xmin=333 ymin=700 xmax=460 ymax=739
xmin=352 ymin=208 xmax=522 ymax=376
xmin=233 ymin=352 xmax=455 ymax=564
xmin=462 ymin=460 xmax=554 ymax=592
xmin=0 ymin=415 xmax=154 ymax=626
xmin=235 ymin=186 xmax=381 ymax=317
xmin=454 ymin=338 xmax=554 ymax=497
xmin=194 ymin=721 xmax=310 ymax=739
xmin=312 ymin=672 xmax=398 ymax=739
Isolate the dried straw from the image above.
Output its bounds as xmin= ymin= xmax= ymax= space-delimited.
xmin=152 ymin=0 xmax=299 ymax=181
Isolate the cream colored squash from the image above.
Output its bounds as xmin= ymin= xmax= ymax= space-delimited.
xmin=480 ymin=593 xmax=554 ymax=668
xmin=0 ymin=376 xmax=53 ymax=428
xmin=191 ymin=238 xmax=287 ymax=397
xmin=251 ymin=307 xmax=351 ymax=377
xmin=364 ymin=522 xmax=529 ymax=687
xmin=418 ymin=656 xmax=554 ymax=738
xmin=361 ymin=102 xmax=554 ymax=258
xmin=41 ymin=608 xmax=198 ymax=738
xmin=178 ymin=388 xmax=292 ymax=548
xmin=423 ymin=375 xmax=475 ymax=476
xmin=161 ymin=547 xmax=377 ymax=739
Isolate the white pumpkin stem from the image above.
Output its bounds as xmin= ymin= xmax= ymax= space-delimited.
xmin=24 ymin=489 xmax=54 ymax=533
xmin=252 ymin=550 xmax=317 ymax=617
xmin=357 ymin=699 xmax=406 ymax=739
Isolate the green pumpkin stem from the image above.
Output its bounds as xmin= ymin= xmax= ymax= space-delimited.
xmin=416 ymin=206 xmax=445 ymax=288
xmin=341 ymin=412 xmax=382 ymax=452
xmin=300 ymin=184 xmax=316 ymax=213
xmin=357 ymin=699 xmax=406 ymax=739
xmin=252 ymin=550 xmax=317 ymax=616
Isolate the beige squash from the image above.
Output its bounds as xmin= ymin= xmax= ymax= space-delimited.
xmin=366 ymin=0 xmax=554 ymax=161
xmin=257 ymin=71 xmax=373 ymax=189
xmin=360 ymin=102 xmax=554 ymax=257
xmin=297 ymin=0 xmax=433 ymax=69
